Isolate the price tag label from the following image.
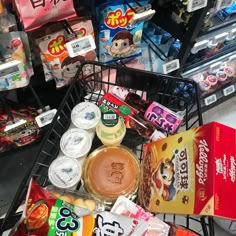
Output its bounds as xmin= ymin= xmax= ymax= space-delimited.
xmin=163 ymin=59 xmax=180 ymax=74
xmin=204 ymin=94 xmax=217 ymax=106
xmin=130 ymin=9 xmax=156 ymax=26
xmin=223 ymin=85 xmax=235 ymax=96
xmin=35 ymin=109 xmax=57 ymax=128
xmin=187 ymin=0 xmax=207 ymax=12
xmin=216 ymin=0 xmax=234 ymax=10
xmin=228 ymin=28 xmax=236 ymax=39
xmin=191 ymin=40 xmax=209 ymax=54
xmin=66 ymin=35 xmax=96 ymax=58
xmin=229 ymin=54 xmax=236 ymax=63
xmin=209 ymin=61 xmax=222 ymax=72
xmin=211 ymin=32 xmax=229 ymax=44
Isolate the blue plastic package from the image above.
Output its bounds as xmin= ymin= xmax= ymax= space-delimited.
xmin=97 ymin=0 xmax=147 ymax=63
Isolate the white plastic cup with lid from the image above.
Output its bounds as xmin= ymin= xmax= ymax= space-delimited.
xmin=60 ymin=128 xmax=92 ymax=159
xmin=48 ymin=156 xmax=82 ymax=190
xmin=71 ymin=102 xmax=101 ymax=140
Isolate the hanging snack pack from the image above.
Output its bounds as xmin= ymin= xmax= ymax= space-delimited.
xmin=33 ymin=17 xmax=98 ymax=88
xmin=13 ymin=0 xmax=76 ymax=31
xmin=10 ymin=179 xmax=149 ymax=235
xmin=97 ymin=0 xmax=146 ymax=63
xmin=0 ymin=31 xmax=33 ymax=91
xmin=0 ymin=103 xmax=41 ymax=153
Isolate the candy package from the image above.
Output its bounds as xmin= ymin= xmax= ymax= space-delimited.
xmin=0 ymin=102 xmax=41 ymax=153
xmin=167 ymin=223 xmax=198 ymax=236
xmin=97 ymin=0 xmax=146 ymax=63
xmin=0 ymin=31 xmax=33 ymax=91
xmin=10 ymin=179 xmax=149 ymax=235
xmin=111 ymin=195 xmax=170 ymax=236
xmin=33 ymin=17 xmax=98 ymax=88
xmin=13 ymin=0 xmax=76 ymax=31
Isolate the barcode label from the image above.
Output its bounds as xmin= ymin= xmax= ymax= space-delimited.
xmin=163 ymin=59 xmax=180 ymax=74
xmin=66 ymin=35 xmax=96 ymax=58
xmin=204 ymin=94 xmax=217 ymax=106
xmin=187 ymin=0 xmax=207 ymax=12
xmin=223 ymin=85 xmax=235 ymax=96
xmin=104 ymin=114 xmax=117 ymax=120
xmin=216 ymin=0 xmax=234 ymax=10
xmin=35 ymin=109 xmax=57 ymax=128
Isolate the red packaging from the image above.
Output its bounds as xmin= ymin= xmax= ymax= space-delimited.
xmin=97 ymin=93 xmax=138 ymax=128
xmin=138 ymin=122 xmax=236 ymax=220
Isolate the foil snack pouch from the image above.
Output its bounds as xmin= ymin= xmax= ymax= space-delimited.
xmin=11 ymin=179 xmax=149 ymax=235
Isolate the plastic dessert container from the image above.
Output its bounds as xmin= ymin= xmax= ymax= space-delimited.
xmin=71 ymin=102 xmax=101 ymax=139
xmin=82 ymin=145 xmax=140 ymax=206
xmin=60 ymin=128 xmax=92 ymax=159
xmin=48 ymin=156 xmax=82 ymax=190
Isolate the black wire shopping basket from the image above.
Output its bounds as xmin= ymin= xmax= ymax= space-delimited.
xmin=0 ymin=61 xmax=215 ymax=236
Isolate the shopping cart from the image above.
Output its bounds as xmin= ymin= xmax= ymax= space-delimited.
xmin=0 ymin=61 xmax=215 ymax=235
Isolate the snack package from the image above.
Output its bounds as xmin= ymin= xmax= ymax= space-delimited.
xmin=33 ymin=18 xmax=98 ymax=88
xmin=13 ymin=0 xmax=76 ymax=31
xmin=97 ymin=0 xmax=146 ymax=63
xmin=0 ymin=31 xmax=33 ymax=91
xmin=167 ymin=223 xmax=198 ymax=236
xmin=138 ymin=122 xmax=236 ymax=220
xmin=0 ymin=103 xmax=41 ymax=153
xmin=111 ymin=195 xmax=170 ymax=236
xmin=10 ymin=179 xmax=149 ymax=235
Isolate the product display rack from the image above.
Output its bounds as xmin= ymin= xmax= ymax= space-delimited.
xmin=0 ymin=61 xmax=214 ymax=235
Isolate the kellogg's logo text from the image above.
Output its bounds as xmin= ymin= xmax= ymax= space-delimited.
xmin=105 ymin=9 xmax=135 ymax=29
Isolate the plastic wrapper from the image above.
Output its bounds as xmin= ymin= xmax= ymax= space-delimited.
xmin=111 ymin=195 xmax=170 ymax=236
xmin=33 ymin=17 xmax=98 ymax=88
xmin=13 ymin=0 xmax=76 ymax=31
xmin=0 ymin=31 xmax=33 ymax=91
xmin=167 ymin=222 xmax=198 ymax=236
xmin=10 ymin=179 xmax=149 ymax=235
xmin=97 ymin=0 xmax=146 ymax=63
xmin=0 ymin=102 xmax=41 ymax=153
xmin=46 ymin=185 xmax=105 ymax=213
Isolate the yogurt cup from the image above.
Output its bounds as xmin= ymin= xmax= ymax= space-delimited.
xmin=48 ymin=156 xmax=82 ymax=190
xmin=96 ymin=112 xmax=126 ymax=146
xmin=71 ymin=102 xmax=101 ymax=139
xmin=60 ymin=128 xmax=92 ymax=159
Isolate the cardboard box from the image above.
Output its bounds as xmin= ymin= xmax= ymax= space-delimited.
xmin=138 ymin=122 xmax=236 ymax=219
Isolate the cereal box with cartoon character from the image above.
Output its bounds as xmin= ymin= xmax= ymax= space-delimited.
xmin=97 ymin=0 xmax=147 ymax=63
xmin=138 ymin=122 xmax=236 ymax=220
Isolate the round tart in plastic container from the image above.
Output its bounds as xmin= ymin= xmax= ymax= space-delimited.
xmin=71 ymin=102 xmax=101 ymax=139
xmin=82 ymin=145 xmax=140 ymax=207
xmin=48 ymin=156 xmax=82 ymax=190
xmin=60 ymin=128 xmax=92 ymax=159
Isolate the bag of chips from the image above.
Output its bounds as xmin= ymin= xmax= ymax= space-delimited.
xmin=13 ymin=0 xmax=76 ymax=31
xmin=10 ymin=179 xmax=149 ymax=235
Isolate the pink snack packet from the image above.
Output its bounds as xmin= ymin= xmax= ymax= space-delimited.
xmin=111 ymin=196 xmax=170 ymax=236
xmin=14 ymin=0 xmax=76 ymax=31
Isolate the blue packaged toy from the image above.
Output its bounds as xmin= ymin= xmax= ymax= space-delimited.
xmin=97 ymin=0 xmax=146 ymax=63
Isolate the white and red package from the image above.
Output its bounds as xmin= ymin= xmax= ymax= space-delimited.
xmin=14 ymin=0 xmax=76 ymax=31
xmin=111 ymin=195 xmax=170 ymax=236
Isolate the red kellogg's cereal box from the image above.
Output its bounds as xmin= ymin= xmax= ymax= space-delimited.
xmin=138 ymin=122 xmax=236 ymax=219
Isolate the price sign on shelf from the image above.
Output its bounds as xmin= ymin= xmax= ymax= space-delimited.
xmin=223 ymin=85 xmax=235 ymax=96
xmin=204 ymin=94 xmax=217 ymax=106
xmin=209 ymin=62 xmax=222 ymax=72
xmin=216 ymin=0 xmax=234 ymax=10
xmin=187 ymin=0 xmax=207 ymax=12
xmin=191 ymin=40 xmax=209 ymax=54
xmin=211 ymin=32 xmax=229 ymax=45
xmin=163 ymin=59 xmax=180 ymax=74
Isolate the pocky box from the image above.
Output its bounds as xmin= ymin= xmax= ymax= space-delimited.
xmin=138 ymin=122 xmax=236 ymax=220
xmin=97 ymin=0 xmax=146 ymax=63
